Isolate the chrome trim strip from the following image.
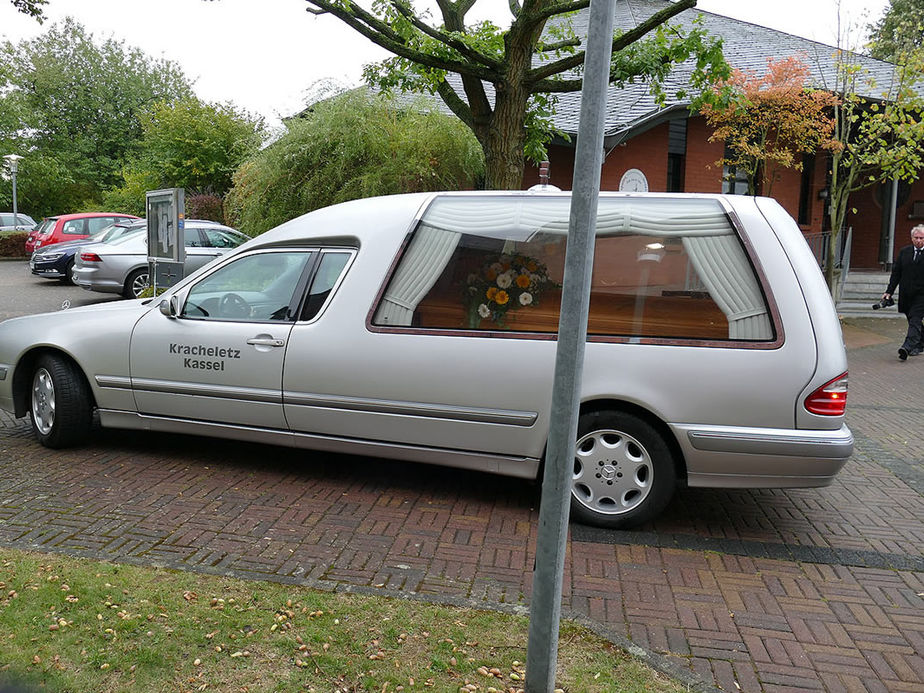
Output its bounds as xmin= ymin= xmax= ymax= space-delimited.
xmin=130 ymin=377 xmax=282 ymax=404
xmin=284 ymin=391 xmax=538 ymax=426
xmin=686 ymin=424 xmax=853 ymax=458
xmin=96 ymin=409 xmax=540 ymax=480
xmin=0 ymin=365 xmax=7 ymax=381
xmin=96 ymin=375 xmax=132 ymax=389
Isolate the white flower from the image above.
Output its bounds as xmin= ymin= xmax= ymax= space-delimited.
xmin=490 ymin=262 xmax=504 ymax=274
xmin=519 ymin=292 xmax=533 ymax=306
xmin=478 ymin=303 xmax=491 ymax=318
xmin=496 ymin=271 xmax=514 ymax=289
xmin=467 ymin=273 xmax=479 ymax=284
xmin=530 ymin=273 xmax=541 ymax=284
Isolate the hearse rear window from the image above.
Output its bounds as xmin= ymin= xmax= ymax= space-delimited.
xmin=373 ymin=196 xmax=773 ymax=341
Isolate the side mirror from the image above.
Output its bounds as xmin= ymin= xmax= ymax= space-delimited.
xmin=159 ymin=295 xmax=179 ymax=318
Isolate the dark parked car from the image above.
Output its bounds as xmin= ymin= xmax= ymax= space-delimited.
xmin=29 ymin=220 xmax=145 ymax=284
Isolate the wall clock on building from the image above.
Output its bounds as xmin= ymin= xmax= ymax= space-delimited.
xmin=619 ymin=168 xmax=649 ymax=192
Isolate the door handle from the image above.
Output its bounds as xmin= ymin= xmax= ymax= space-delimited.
xmin=246 ymin=337 xmax=285 ymax=347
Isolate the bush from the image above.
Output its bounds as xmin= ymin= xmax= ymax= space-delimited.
xmin=0 ymin=232 xmax=28 ymax=258
xmin=186 ymin=193 xmax=225 ymax=224
xmin=225 ymin=89 xmax=484 ymax=237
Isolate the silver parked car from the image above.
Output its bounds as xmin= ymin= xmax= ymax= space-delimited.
xmin=72 ymin=220 xmax=247 ymax=298
xmin=0 ymin=212 xmax=36 ymax=232
xmin=0 ymin=192 xmax=853 ymax=528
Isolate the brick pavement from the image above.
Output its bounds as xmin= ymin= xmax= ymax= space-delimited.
xmin=0 ymin=316 xmax=922 ymax=692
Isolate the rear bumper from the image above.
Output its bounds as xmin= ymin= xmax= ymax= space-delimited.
xmin=672 ymin=422 xmax=853 ymax=487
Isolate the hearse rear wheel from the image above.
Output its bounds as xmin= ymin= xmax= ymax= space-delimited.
xmin=570 ymin=410 xmax=676 ymax=529
xmin=30 ymin=354 xmax=92 ymax=448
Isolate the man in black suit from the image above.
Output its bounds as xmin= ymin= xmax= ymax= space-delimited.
xmin=883 ymin=224 xmax=924 ymax=360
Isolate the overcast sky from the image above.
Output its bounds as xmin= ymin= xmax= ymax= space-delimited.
xmin=0 ymin=0 xmax=890 ymax=128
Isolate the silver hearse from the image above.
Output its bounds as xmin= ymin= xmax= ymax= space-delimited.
xmin=0 ymin=192 xmax=852 ymax=528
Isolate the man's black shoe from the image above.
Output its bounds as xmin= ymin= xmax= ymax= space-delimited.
xmin=899 ymin=347 xmax=909 ymax=361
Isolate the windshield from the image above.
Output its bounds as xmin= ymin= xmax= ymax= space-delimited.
xmin=34 ymin=219 xmax=55 ymax=235
xmin=98 ymin=224 xmax=143 ymax=243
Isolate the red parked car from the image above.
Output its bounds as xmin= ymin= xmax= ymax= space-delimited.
xmin=25 ymin=212 xmax=139 ymax=254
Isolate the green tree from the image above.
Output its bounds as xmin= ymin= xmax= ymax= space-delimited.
xmin=9 ymin=0 xmax=45 ymax=19
xmin=824 ymin=46 xmax=924 ymax=291
xmin=103 ymin=99 xmax=266 ymax=216
xmin=0 ymin=18 xmax=192 ymax=215
xmin=868 ymin=0 xmax=924 ymax=62
xmin=224 ymin=90 xmax=484 ymax=236
xmin=701 ymin=57 xmax=840 ymax=196
xmin=303 ymin=0 xmax=727 ymax=189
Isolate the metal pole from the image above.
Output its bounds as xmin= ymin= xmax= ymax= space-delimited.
xmin=524 ymin=0 xmax=616 ymax=690
xmin=10 ymin=167 xmax=17 ymax=221
xmin=886 ymin=176 xmax=899 ymax=267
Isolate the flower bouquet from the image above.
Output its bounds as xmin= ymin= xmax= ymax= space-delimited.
xmin=465 ymin=253 xmax=556 ymax=328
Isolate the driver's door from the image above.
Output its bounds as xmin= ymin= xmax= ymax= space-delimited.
xmin=129 ymin=250 xmax=315 ymax=429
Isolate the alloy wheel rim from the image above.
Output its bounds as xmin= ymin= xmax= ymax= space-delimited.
xmin=132 ymin=272 xmax=150 ymax=297
xmin=571 ymin=428 xmax=653 ymax=516
xmin=31 ymin=367 xmax=55 ymax=435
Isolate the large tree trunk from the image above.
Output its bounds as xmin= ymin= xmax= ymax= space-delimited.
xmin=482 ymin=89 xmax=530 ymax=189
xmin=478 ymin=15 xmax=546 ymax=191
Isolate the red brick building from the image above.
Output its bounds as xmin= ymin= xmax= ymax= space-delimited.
xmin=521 ymin=0 xmax=924 ymax=272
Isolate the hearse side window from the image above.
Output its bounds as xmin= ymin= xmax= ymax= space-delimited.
xmin=299 ymin=250 xmax=352 ymax=321
xmin=372 ymin=196 xmax=773 ymax=341
xmin=182 ymin=251 xmax=314 ymax=322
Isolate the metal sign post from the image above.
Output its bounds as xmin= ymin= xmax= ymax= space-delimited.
xmin=145 ymin=188 xmax=185 ymax=295
xmin=525 ymin=0 xmax=617 ymax=690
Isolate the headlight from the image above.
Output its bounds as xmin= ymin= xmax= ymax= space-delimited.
xmin=36 ymin=252 xmax=64 ymax=261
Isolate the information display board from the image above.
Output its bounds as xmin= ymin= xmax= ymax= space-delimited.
xmin=145 ymin=188 xmax=185 ymax=292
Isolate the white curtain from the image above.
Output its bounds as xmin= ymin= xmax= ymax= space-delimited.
xmin=374 ymin=224 xmax=461 ymax=326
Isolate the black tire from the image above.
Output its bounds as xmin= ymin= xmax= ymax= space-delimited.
xmin=569 ymin=410 xmax=676 ymax=529
xmin=62 ymin=259 xmax=77 ymax=285
xmin=29 ymin=354 xmax=92 ymax=448
xmin=123 ymin=268 xmax=149 ymax=299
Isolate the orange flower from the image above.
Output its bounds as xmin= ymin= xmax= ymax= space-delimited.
xmin=516 ymin=273 xmax=531 ymax=288
xmin=485 ymin=268 xmax=497 ymax=281
xmin=486 ymin=286 xmax=498 ymax=300
xmin=526 ymin=260 xmax=538 ymax=272
xmin=495 ymin=290 xmax=509 ymax=305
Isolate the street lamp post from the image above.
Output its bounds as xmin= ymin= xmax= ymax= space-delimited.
xmin=3 ymin=154 xmax=24 ymax=224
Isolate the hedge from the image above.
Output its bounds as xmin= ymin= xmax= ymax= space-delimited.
xmin=0 ymin=232 xmax=28 ymax=258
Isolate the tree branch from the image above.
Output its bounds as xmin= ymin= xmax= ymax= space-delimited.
xmin=390 ymin=0 xmax=501 ymax=69
xmin=537 ymin=37 xmax=582 ymax=52
xmin=435 ymin=78 xmax=476 ymax=128
xmin=305 ymin=0 xmax=498 ymax=81
xmin=527 ymin=0 xmax=695 ymax=83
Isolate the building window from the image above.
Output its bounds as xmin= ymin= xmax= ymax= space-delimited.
xmin=721 ymin=144 xmax=749 ymax=195
xmin=666 ymin=119 xmax=687 ymax=192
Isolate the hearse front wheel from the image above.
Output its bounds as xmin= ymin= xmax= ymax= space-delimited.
xmin=570 ymin=410 xmax=676 ymax=529
xmin=30 ymin=354 xmax=92 ymax=448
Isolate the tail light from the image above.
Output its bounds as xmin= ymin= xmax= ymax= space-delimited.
xmin=804 ymin=373 xmax=848 ymax=416
xmin=80 ymin=252 xmax=102 ymax=262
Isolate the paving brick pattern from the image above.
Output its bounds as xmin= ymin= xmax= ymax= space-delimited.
xmin=0 ymin=316 xmax=922 ymax=692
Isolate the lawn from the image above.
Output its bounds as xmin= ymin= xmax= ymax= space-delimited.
xmin=0 ymin=547 xmax=688 ymax=693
